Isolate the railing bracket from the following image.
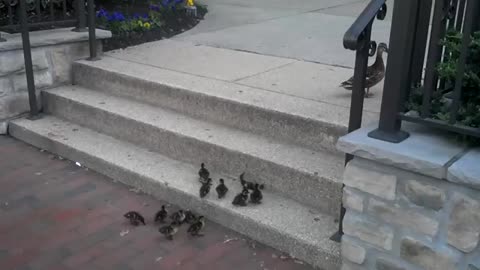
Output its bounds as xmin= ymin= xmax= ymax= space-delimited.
xmin=368 ymin=128 xmax=410 ymax=143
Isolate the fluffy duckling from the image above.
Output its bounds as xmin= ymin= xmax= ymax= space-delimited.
xmin=154 ymin=205 xmax=168 ymax=223
xmin=124 ymin=211 xmax=146 ymax=226
xmin=200 ymin=178 xmax=212 ymax=198
xmin=159 ymin=222 xmax=179 ymax=240
xmin=215 ymin=178 xmax=229 ymax=199
xmin=232 ymin=187 xmax=249 ymax=206
xmin=198 ymin=163 xmax=210 ymax=183
xmin=184 ymin=210 xmax=197 ymax=224
xmin=187 ymin=216 xmax=206 ymax=236
xmin=250 ymin=183 xmax=263 ymax=204
xmin=170 ymin=209 xmax=186 ymax=225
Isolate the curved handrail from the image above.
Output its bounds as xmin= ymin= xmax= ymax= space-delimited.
xmin=343 ymin=0 xmax=386 ymax=50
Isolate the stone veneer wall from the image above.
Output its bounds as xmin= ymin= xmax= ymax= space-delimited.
xmin=337 ymin=127 xmax=480 ymax=270
xmin=0 ymin=28 xmax=111 ymax=133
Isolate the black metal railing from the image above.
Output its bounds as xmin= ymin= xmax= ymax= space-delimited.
xmin=0 ymin=0 xmax=98 ymax=118
xmin=330 ymin=0 xmax=388 ymax=242
xmin=367 ymin=0 xmax=480 ymax=142
xmin=0 ymin=0 xmax=80 ymax=33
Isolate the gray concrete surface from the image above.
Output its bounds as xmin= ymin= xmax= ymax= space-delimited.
xmin=43 ymin=86 xmax=344 ymax=215
xmin=73 ymin=56 xmax=379 ymax=153
xmin=10 ymin=115 xmax=341 ymax=270
xmin=175 ymin=0 xmax=392 ymax=67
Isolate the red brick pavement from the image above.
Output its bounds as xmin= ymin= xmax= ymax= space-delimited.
xmin=0 ymin=136 xmax=316 ymax=270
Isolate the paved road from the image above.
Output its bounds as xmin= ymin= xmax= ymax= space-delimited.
xmin=0 ymin=136 xmax=314 ymax=270
xmin=176 ymin=0 xmax=393 ymax=67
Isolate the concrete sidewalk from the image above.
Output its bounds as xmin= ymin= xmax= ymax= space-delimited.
xmin=175 ymin=0 xmax=393 ymax=67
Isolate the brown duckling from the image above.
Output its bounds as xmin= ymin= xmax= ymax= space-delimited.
xmin=124 ymin=211 xmax=146 ymax=226
xmin=154 ymin=205 xmax=168 ymax=223
xmin=159 ymin=222 xmax=179 ymax=240
xmin=250 ymin=183 xmax=263 ymax=204
xmin=170 ymin=209 xmax=186 ymax=225
xmin=216 ymin=178 xmax=229 ymax=199
xmin=340 ymin=42 xmax=388 ymax=98
xmin=232 ymin=187 xmax=249 ymax=207
xmin=200 ymin=178 xmax=212 ymax=198
xmin=198 ymin=163 xmax=210 ymax=183
xmin=184 ymin=210 xmax=197 ymax=224
xmin=187 ymin=216 xmax=206 ymax=236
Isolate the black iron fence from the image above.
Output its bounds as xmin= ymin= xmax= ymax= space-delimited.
xmin=0 ymin=0 xmax=98 ymax=118
xmin=0 ymin=0 xmax=80 ymax=33
xmin=351 ymin=0 xmax=480 ymax=143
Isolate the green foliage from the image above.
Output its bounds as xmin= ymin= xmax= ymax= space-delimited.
xmin=406 ymin=30 xmax=480 ymax=144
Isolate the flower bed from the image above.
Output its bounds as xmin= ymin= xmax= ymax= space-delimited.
xmin=96 ymin=0 xmax=207 ymax=51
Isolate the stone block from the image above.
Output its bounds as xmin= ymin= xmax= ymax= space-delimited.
xmin=368 ymin=198 xmax=439 ymax=236
xmin=376 ymin=257 xmax=406 ymax=270
xmin=400 ymin=237 xmax=458 ymax=270
xmin=447 ymin=192 xmax=480 ymax=253
xmin=49 ymin=46 xmax=71 ymax=84
xmin=343 ymin=188 xmax=364 ymax=212
xmin=343 ymin=212 xmax=394 ymax=250
xmin=13 ymin=70 xmax=53 ymax=92
xmin=0 ymin=76 xmax=13 ymax=97
xmin=341 ymin=236 xmax=366 ymax=265
xmin=404 ymin=180 xmax=445 ymax=210
xmin=341 ymin=261 xmax=366 ymax=270
xmin=0 ymin=120 xmax=7 ymax=134
xmin=0 ymin=50 xmax=49 ymax=76
xmin=344 ymin=161 xmax=397 ymax=200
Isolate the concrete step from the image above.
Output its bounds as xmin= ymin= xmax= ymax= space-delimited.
xmin=42 ymin=86 xmax=343 ymax=217
xmin=9 ymin=115 xmax=341 ymax=270
xmin=72 ymin=56 xmax=355 ymax=153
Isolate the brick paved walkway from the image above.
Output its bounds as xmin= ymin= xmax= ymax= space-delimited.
xmin=0 ymin=136 xmax=315 ymax=270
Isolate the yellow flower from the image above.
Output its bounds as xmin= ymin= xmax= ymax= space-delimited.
xmin=143 ymin=22 xmax=151 ymax=29
xmin=187 ymin=0 xmax=194 ymax=6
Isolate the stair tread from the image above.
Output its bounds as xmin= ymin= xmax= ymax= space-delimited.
xmin=11 ymin=115 xmax=341 ymax=259
xmin=45 ymin=86 xmax=344 ymax=184
xmin=76 ymin=56 xmax=378 ymax=131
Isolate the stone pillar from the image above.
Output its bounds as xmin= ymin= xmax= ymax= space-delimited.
xmin=337 ymin=124 xmax=480 ymax=270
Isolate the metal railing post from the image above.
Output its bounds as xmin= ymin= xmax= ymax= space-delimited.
xmin=367 ymin=0 xmax=418 ymax=143
xmin=19 ymin=0 xmax=40 ymax=119
xmin=73 ymin=0 xmax=87 ymax=31
xmin=87 ymin=0 xmax=98 ymax=60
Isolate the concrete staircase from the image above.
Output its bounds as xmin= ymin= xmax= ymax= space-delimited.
xmin=9 ymin=52 xmax=350 ymax=269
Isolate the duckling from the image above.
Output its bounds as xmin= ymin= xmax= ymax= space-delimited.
xmin=170 ymin=209 xmax=186 ymax=225
xmin=240 ymin=172 xmax=265 ymax=190
xmin=250 ymin=184 xmax=263 ymax=204
xmin=232 ymin=187 xmax=249 ymax=206
xmin=187 ymin=216 xmax=206 ymax=236
xmin=340 ymin=42 xmax=388 ymax=98
xmin=184 ymin=210 xmax=197 ymax=224
xmin=159 ymin=222 xmax=179 ymax=240
xmin=198 ymin=163 xmax=210 ymax=183
xmin=124 ymin=211 xmax=146 ymax=226
xmin=154 ymin=205 xmax=168 ymax=223
xmin=216 ymin=178 xmax=229 ymax=199
xmin=200 ymin=178 xmax=212 ymax=198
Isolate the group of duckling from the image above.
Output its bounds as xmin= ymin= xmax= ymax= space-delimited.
xmin=122 ymin=163 xmax=264 ymax=240
xmin=198 ymin=163 xmax=264 ymax=206
xmin=124 ymin=206 xmax=205 ymax=240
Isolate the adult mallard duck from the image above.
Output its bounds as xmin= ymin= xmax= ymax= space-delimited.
xmin=340 ymin=42 xmax=388 ymax=98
